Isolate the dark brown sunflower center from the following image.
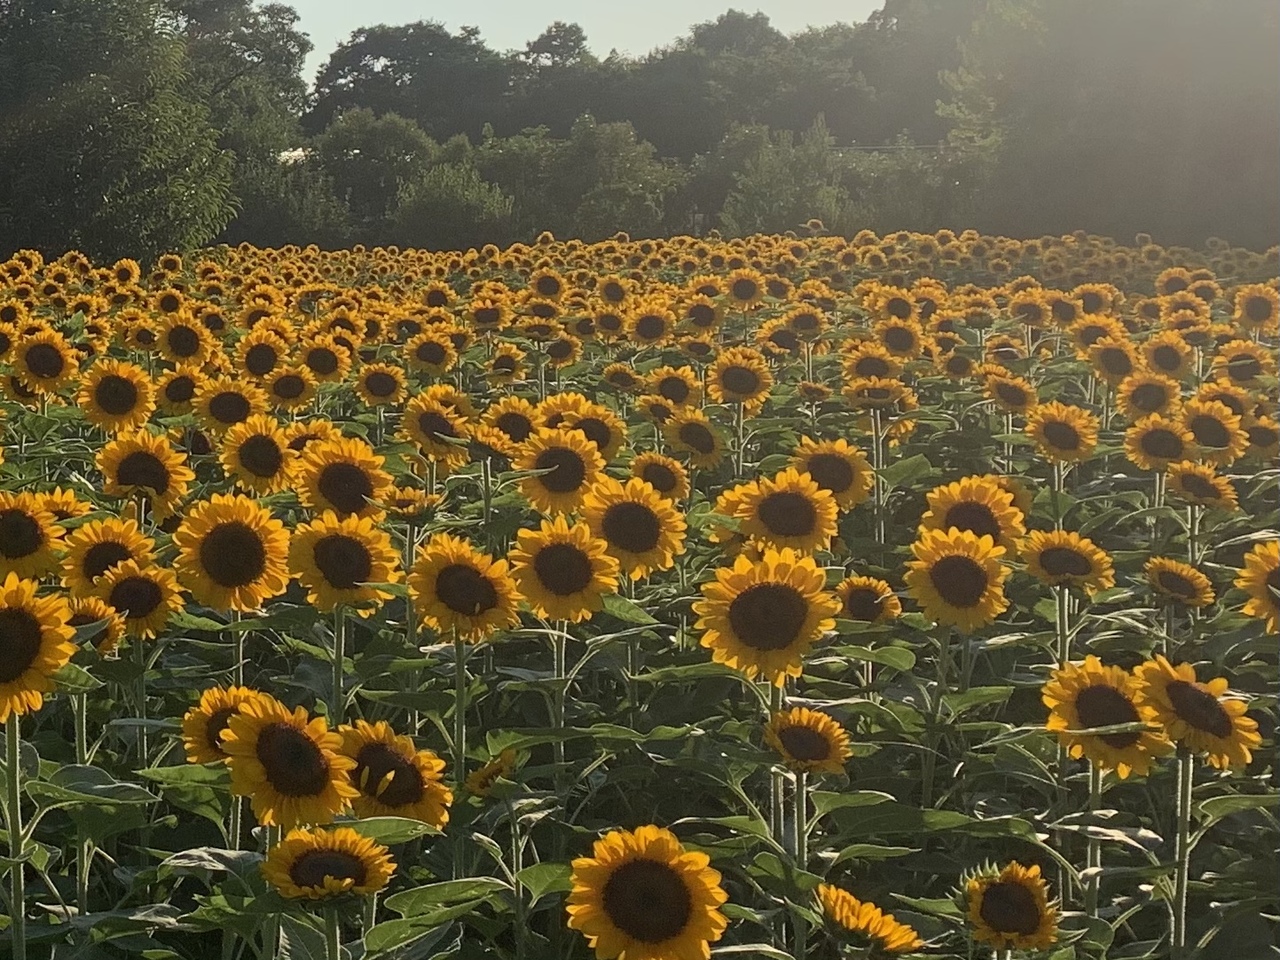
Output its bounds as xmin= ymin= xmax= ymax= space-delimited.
xmin=996 ymin=382 xmax=1028 ymax=407
xmin=547 ymin=338 xmax=575 ymax=360
xmin=244 ymin=344 xmax=278 ymax=376
xmin=1247 ymin=424 xmax=1277 ymax=449
xmin=0 ymin=608 xmax=44 ymax=683
xmin=1244 ymin=296 xmax=1272 ymax=323
xmin=272 ymin=375 xmax=306 ymax=399
xmin=354 ymin=741 xmax=424 ymax=806
xmin=1166 ymin=680 xmax=1233 ymax=738
xmin=979 ymin=880 xmax=1041 ymax=935
xmin=1150 ymin=346 xmax=1181 ymax=372
xmin=1139 ymin=428 xmax=1185 ymax=460
xmin=1131 ymin=383 xmax=1169 ymax=413
xmin=108 ymin=575 xmax=164 ymax=619
xmin=1074 ymin=683 xmax=1141 ymax=748
xmin=208 ymin=391 xmax=252 ymax=425
xmin=235 ymin=435 xmax=283 ymax=477
xmin=944 ymin=502 xmax=1001 ymax=541
xmin=532 ymin=543 xmax=593 ymax=596
xmin=256 ymin=722 xmax=330 ymax=796
xmin=602 ymin=502 xmax=661 ymax=555
xmin=67 ymin=611 xmax=108 ymax=647
xmin=1099 ymin=349 xmax=1132 ymax=376
xmin=658 ymin=377 xmax=690 ymax=404
xmin=535 ymin=447 xmax=587 ymax=494
xmin=24 ymin=343 xmax=65 ymax=379
xmin=601 ymin=857 xmax=692 ymax=944
xmin=883 ymin=327 xmax=915 ymax=352
xmin=844 ymin=586 xmax=886 ymax=621
xmin=199 ymin=522 xmax=268 ymax=588
xmin=318 ymin=463 xmax=375 ymax=515
xmin=677 ymin=422 xmax=716 ymax=455
xmin=288 ymin=849 xmax=366 ymax=889
xmin=1225 ymin=354 xmax=1261 ymax=382
xmin=805 ymin=454 xmax=854 ymax=495
xmin=640 ymin=463 xmax=678 ymax=494
xmin=415 ymin=340 xmax=449 ymax=366
xmin=854 ymin=356 xmax=891 ymax=378
xmin=167 ymin=325 xmax=201 ymax=357
xmin=769 ymin=329 xmax=800 ymax=352
xmin=364 ymin=371 xmax=398 ymax=397
xmin=94 ymin=375 xmax=139 ymax=415
xmin=1155 ymin=569 xmax=1198 ymax=601
xmin=306 ymin=347 xmax=339 ymax=375
xmin=1177 ymin=473 xmax=1218 ymax=500
xmin=0 ymin=509 xmax=43 ymax=559
xmin=574 ymin=418 xmax=612 ymax=452
xmin=928 ymin=555 xmax=989 ymax=608
xmin=82 ymin=541 xmax=133 ymax=581
xmin=1042 ymin=421 xmax=1080 ymax=451
xmin=165 ymin=375 xmax=196 ymax=404
xmin=1080 ymin=291 xmax=1104 ymax=313
xmin=313 ymin=534 xmax=373 ymax=589
xmin=719 ymin=365 xmax=760 ymax=396
xmin=731 ymin=279 xmax=758 ymax=302
xmin=1266 ymin=568 xmax=1280 ymax=595
xmin=777 ymin=724 xmax=832 ymax=761
xmin=205 ymin=706 xmax=237 ymax=754
xmin=417 ymin=412 xmax=457 ymax=444
xmin=116 ymin=451 xmax=171 ymax=493
xmin=492 ymin=356 xmax=516 ymax=373
xmin=946 ymin=354 xmax=972 ymax=376
xmin=757 ymin=492 xmax=817 ymax=538
xmin=435 ymin=562 xmax=498 ymax=615
xmin=1188 ymin=415 xmax=1230 ymax=449
xmin=1038 ymin=547 xmax=1092 ymax=577
xmin=635 ymin=315 xmax=666 ymax=340
xmin=688 ymin=303 xmax=716 ymax=327
xmin=727 ymin=583 xmax=809 ymax=651
xmin=495 ymin=412 xmax=533 ymax=444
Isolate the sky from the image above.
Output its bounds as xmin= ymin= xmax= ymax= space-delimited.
xmin=290 ymin=0 xmax=883 ymax=81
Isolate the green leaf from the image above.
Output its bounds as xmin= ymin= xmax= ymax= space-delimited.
xmin=601 ymin=592 xmax=658 ymax=624
xmin=52 ymin=661 xmax=104 ymax=694
xmin=515 ymin=862 xmax=572 ymax=907
xmin=27 ymin=765 xmax=158 ymax=808
xmin=347 ymin=817 xmax=442 ymax=845
xmin=809 ymin=790 xmax=895 ymax=816
xmin=384 ymin=877 xmax=511 ymax=918
xmin=1195 ymin=793 xmax=1277 ymax=828
xmin=880 ymin=453 xmax=933 ymax=490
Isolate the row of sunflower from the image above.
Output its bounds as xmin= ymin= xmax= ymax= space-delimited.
xmin=0 ymin=232 xmax=1273 ymax=960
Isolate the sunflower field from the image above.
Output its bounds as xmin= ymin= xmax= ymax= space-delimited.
xmin=0 ymin=230 xmax=1275 ymax=960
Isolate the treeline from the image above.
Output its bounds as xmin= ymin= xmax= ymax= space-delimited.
xmin=0 ymin=0 xmax=1276 ymax=260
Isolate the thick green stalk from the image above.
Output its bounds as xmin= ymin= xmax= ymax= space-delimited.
xmin=325 ymin=906 xmax=341 ymax=960
xmin=135 ymin=639 xmax=148 ymax=764
xmin=331 ymin=606 xmax=346 ymax=723
xmin=792 ymin=771 xmax=809 ymax=960
xmin=74 ymin=694 xmax=91 ymax=917
xmin=1173 ymin=747 xmax=1194 ymax=959
xmin=1085 ymin=763 xmax=1103 ymax=917
xmin=769 ymin=683 xmax=785 ymax=844
xmin=6 ymin=718 xmax=26 ymax=960
xmin=921 ymin=629 xmax=950 ymax=809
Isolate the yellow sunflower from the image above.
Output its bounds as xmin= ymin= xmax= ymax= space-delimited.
xmin=1042 ymin=656 xmax=1171 ymax=778
xmin=647 ymin=366 xmax=702 ymax=409
xmin=93 ymin=560 xmax=184 ymax=639
xmin=14 ymin=329 xmax=78 ymax=394
xmin=409 ymin=533 xmax=521 ymax=640
xmin=262 ymin=827 xmax=394 ymax=900
xmin=1235 ymin=540 xmax=1279 ymax=633
xmin=172 ymin=494 xmax=291 ymax=613
xmin=562 ymin=404 xmax=628 ymax=463
xmin=77 ymin=360 xmax=156 ymax=433
xmin=61 ymin=517 xmax=155 ymax=598
xmin=465 ymin=747 xmax=518 ymax=797
xmin=663 ymin=410 xmax=727 ymax=469
xmin=1117 ymin=371 xmax=1182 ymax=420
xmin=96 ymin=430 xmax=194 ymax=520
xmin=843 ymin=342 xmax=904 ymax=381
xmin=790 ymin=437 xmax=873 ymax=511
xmin=966 ymin=862 xmax=1058 ymax=951
xmin=631 ymin=453 xmax=691 ymax=502
xmin=1123 ymin=414 xmax=1194 ymax=472
xmin=1244 ymin=415 xmax=1279 ymax=461
xmin=1088 ymin=337 xmax=1139 ymax=385
xmin=0 ymin=492 xmax=64 ymax=580
xmin=581 ymin=477 xmax=687 ymax=579
xmin=1026 ymin=401 xmax=1099 ymax=464
xmin=290 ymin=512 xmax=401 ymax=614
xmin=400 ymin=392 xmax=471 ymax=467
xmin=1231 ymin=283 xmax=1279 ymax=331
xmin=1165 ymin=461 xmax=1238 ymax=511
xmin=404 ymin=330 xmax=458 ymax=375
xmin=156 ymin=366 xmax=206 ymax=416
xmin=692 ymin=548 xmax=839 ymax=686
xmin=707 ymin=347 xmax=773 ymax=412
xmin=904 ymin=529 xmax=1009 ymax=633
xmin=221 ymin=693 xmax=357 ymax=828
xmin=515 ymin=427 xmax=605 ymax=517
xmin=219 ymin=414 xmax=297 ymax=495
xmin=1021 ymin=530 xmax=1114 ymax=595
xmin=764 ymin=707 xmax=851 ymax=775
xmin=193 ymin=376 xmax=268 ymax=434
xmin=1181 ymin=399 xmax=1248 ymax=466
xmin=354 ymin=362 xmax=408 ymax=408
xmin=835 ymin=575 xmax=901 ymax=623
xmin=338 ymin=719 xmax=451 ymax=826
xmin=66 ymin=596 xmax=126 ymax=655
xmin=734 ymin=468 xmax=839 ymax=554
xmin=918 ymin=475 xmax=1026 ymax=553
xmin=264 ymin=365 xmax=318 ymax=411
xmin=299 ymin=334 xmax=352 ymax=384
xmin=484 ymin=395 xmax=539 ymax=447
xmin=1134 ymin=655 xmax=1261 ymax=770
xmin=1211 ymin=339 xmax=1274 ymax=387
xmin=873 ymin=318 xmax=924 ymax=359
xmin=509 ymin=517 xmax=619 ymax=623
xmin=0 ymin=573 xmax=75 ymax=723
xmin=984 ymin=371 xmax=1038 ymax=415
xmin=298 ymin=437 xmax=394 ymax=520
xmin=181 ymin=686 xmax=266 ymax=765
xmin=816 ymin=882 xmax=924 ymax=955
xmin=566 ymin=825 xmax=728 ymax=960
xmin=1144 ymin=557 xmax=1214 ymax=608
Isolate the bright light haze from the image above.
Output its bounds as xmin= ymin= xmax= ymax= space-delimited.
xmin=292 ymin=0 xmax=882 ymax=81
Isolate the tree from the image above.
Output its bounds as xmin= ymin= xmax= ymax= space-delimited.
xmin=0 ymin=0 xmax=234 ymax=260
xmin=391 ymin=164 xmax=514 ymax=250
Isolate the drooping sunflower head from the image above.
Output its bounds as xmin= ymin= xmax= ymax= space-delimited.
xmin=790 ymin=437 xmax=873 ymax=511
xmin=465 ymin=747 xmax=518 ymax=797
xmin=566 ymin=825 xmax=728 ymax=960
xmin=0 ymin=573 xmax=75 ymax=723
xmin=409 ymin=532 xmax=521 ymax=641
xmin=181 ymin=686 xmax=266 ymax=765
xmin=816 ymin=882 xmax=924 ymax=955
xmin=299 ymin=437 xmax=394 ymax=520
xmin=965 ymin=861 xmax=1059 ymax=951
xmin=173 ymin=494 xmax=291 ymax=613
xmin=835 ymin=575 xmax=901 ymax=624
xmin=1234 ymin=539 xmax=1279 ymax=634
xmin=93 ymin=559 xmax=183 ymax=640
xmin=290 ymin=511 xmax=402 ymax=615
xmin=262 ymin=826 xmax=394 ymax=900
xmin=509 ymin=517 xmax=619 ymax=624
xmin=735 ymin=468 xmax=839 ymax=555
xmin=338 ymin=719 xmax=451 ymax=826
xmin=581 ymin=477 xmax=687 ymax=580
xmin=1165 ymin=460 xmax=1238 ymax=512
xmin=77 ymin=359 xmax=156 ymax=433
xmin=1144 ymin=557 xmax=1214 ymax=608
xmin=1134 ymin=655 xmax=1261 ymax=770
xmin=764 ymin=707 xmax=851 ymax=776
xmin=663 ymin=410 xmax=727 ymax=469
xmin=919 ymin=475 xmax=1026 ymax=553
xmin=1026 ymin=400 xmax=1099 ymax=464
xmin=66 ymin=596 xmax=126 ymax=655
xmin=61 ymin=517 xmax=155 ymax=599
xmin=904 ymin=528 xmax=1009 ymax=633
xmin=0 ymin=492 xmax=65 ymax=581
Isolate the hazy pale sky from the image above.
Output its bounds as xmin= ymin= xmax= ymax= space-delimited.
xmin=292 ymin=1 xmax=882 ymax=80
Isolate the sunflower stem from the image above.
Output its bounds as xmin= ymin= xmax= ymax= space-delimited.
xmin=504 ymin=797 xmax=527 ymax=960
xmin=733 ymin=400 xmax=745 ymax=477
xmin=74 ymin=693 xmax=92 ymax=917
xmin=453 ymin=628 xmax=468 ymax=787
xmin=768 ymin=683 xmax=785 ymax=845
xmin=1054 ymin=585 xmax=1072 ymax=667
xmin=134 ymin=638 xmax=148 ymax=765
xmin=6 ymin=718 xmax=26 ymax=960
xmin=324 ymin=905 xmax=341 ymax=960
xmin=1051 ymin=461 xmax=1066 ymax=532
xmin=921 ymin=628 xmax=950 ymax=809
xmin=331 ymin=606 xmax=346 ymax=723
xmin=1085 ymin=762 xmax=1103 ymax=918
xmin=1173 ymin=746 xmax=1194 ymax=959
xmin=1186 ymin=505 xmax=1199 ymax=566
xmin=363 ymin=891 xmax=378 ymax=939
xmin=404 ymin=521 xmax=422 ymax=735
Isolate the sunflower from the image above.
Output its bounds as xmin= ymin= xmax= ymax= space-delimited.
xmin=1021 ymin=529 xmax=1114 ymax=596
xmin=298 ymin=437 xmax=394 ymax=520
xmin=30 ymin=488 xmax=90 ymax=524
xmin=843 ymin=376 xmax=916 ymax=414
xmin=400 ymin=393 xmax=470 ymax=467
xmin=0 ymin=493 xmax=64 ymax=580
xmin=515 ymin=427 xmax=605 ymax=517
xmin=465 ymin=747 xmax=518 ymax=796
xmin=563 ymin=404 xmax=628 ymax=462
xmin=194 ymin=376 xmax=268 ymax=434
xmin=404 ymin=330 xmax=457 ymax=375
xmin=1244 ymin=415 xmax=1279 ymax=461
xmin=843 ymin=342 xmax=904 ymax=381
xmin=693 ymin=548 xmax=838 ymax=686
xmin=66 ymin=595 xmax=126 ymax=655
xmin=157 ymin=313 xmax=214 ymax=365
xmin=181 ymin=686 xmax=265 ymax=764
xmin=724 ymin=267 xmax=765 ymax=308
xmin=1026 ymin=401 xmax=1099 ymax=464
xmin=764 ymin=708 xmax=851 ymax=776
xmin=789 ymin=438 xmax=873 ymax=511
xmin=1165 ymin=461 xmax=1238 ymax=512
xmin=236 ymin=328 xmax=290 ymax=380
xmin=1144 ymin=557 xmax=1214 ymax=608
xmin=354 ymin=362 xmax=407 ymax=408
xmin=77 ymin=359 xmax=156 ymax=432
xmin=1123 ymin=414 xmax=1194 ymax=471
xmin=919 ymin=475 xmax=1026 ymax=553
xmin=663 ymin=411 xmax=727 ymax=470
xmin=381 ymin=486 xmax=442 ymax=524
xmin=601 ymin=363 xmax=643 ymax=393
xmin=647 ymin=366 xmax=702 ymax=408
xmin=1141 ymin=332 xmax=1193 ymax=380
xmin=290 ymin=511 xmax=401 ymax=614
xmin=0 ymin=573 xmax=75 ymax=723
xmin=1181 ymin=399 xmax=1248 ymax=466
xmin=581 ymin=477 xmax=687 ymax=579
xmin=338 ymin=720 xmax=451 ymax=826
xmin=217 ymin=415 xmax=294 ymax=495
xmin=222 ymin=693 xmax=357 ymax=828
xmin=707 ymin=347 xmax=773 ymax=412
xmin=409 ymin=533 xmax=521 ymax=640
xmin=1134 ymin=655 xmax=1261 ymax=770
xmin=156 ymin=366 xmax=206 ymax=416
xmin=904 ymin=529 xmax=1009 ymax=633
xmin=1211 ymin=339 xmax=1274 ymax=387
xmin=173 ymin=494 xmax=291 ymax=612
xmin=94 ymin=560 xmax=183 ymax=639
xmin=97 ymin=431 xmax=194 ymax=519
xmin=299 ymin=334 xmax=352 ymax=384
xmin=835 ymin=575 xmax=901 ymax=623
xmin=1235 ymin=540 xmax=1279 ymax=633
xmin=984 ymin=371 xmax=1038 ymax=415
xmin=566 ymin=824 xmax=728 ymax=960
xmin=816 ymin=883 xmax=924 ymax=955
xmin=1088 ymin=337 xmax=1139 ymax=385
xmin=631 ymin=453 xmax=691 ymax=502
xmin=1231 ymin=283 xmax=1278 ymax=331
xmin=484 ymin=396 xmax=539 ymax=447
xmin=735 ymin=468 xmax=838 ymax=554
xmin=264 ymin=365 xmax=318 ymax=410
xmin=966 ymin=862 xmax=1058 ymax=951
xmin=1116 ymin=371 xmax=1181 ymax=421
xmin=262 ymin=827 xmax=394 ymax=900
xmin=13 ymin=329 xmax=78 ymax=394
xmin=509 ymin=517 xmax=619 ymax=624
xmin=61 ymin=517 xmax=155 ymax=598
xmin=486 ymin=343 xmax=527 ymax=384
xmin=1042 ymin=656 xmax=1170 ymax=778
